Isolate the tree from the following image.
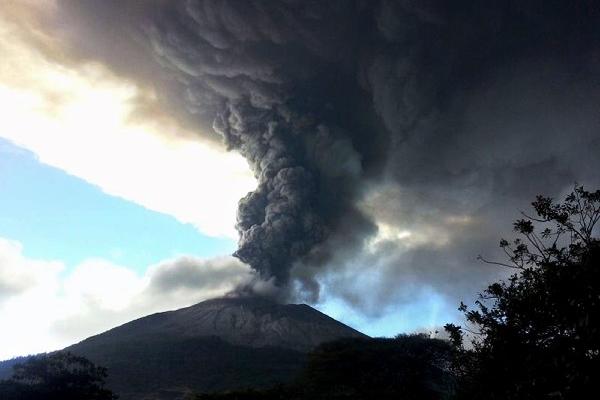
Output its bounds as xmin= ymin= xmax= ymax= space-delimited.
xmin=190 ymin=335 xmax=454 ymax=400
xmin=0 ymin=352 xmax=117 ymax=400
xmin=446 ymin=185 xmax=600 ymax=399
xmin=298 ymin=334 xmax=454 ymax=400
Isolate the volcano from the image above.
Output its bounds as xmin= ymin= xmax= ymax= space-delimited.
xmin=59 ymin=297 xmax=366 ymax=399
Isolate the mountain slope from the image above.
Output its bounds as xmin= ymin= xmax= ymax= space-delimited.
xmin=72 ymin=297 xmax=366 ymax=353
xmin=59 ymin=297 xmax=366 ymax=399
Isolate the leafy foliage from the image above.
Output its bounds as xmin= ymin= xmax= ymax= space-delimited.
xmin=446 ymin=185 xmax=600 ymax=399
xmin=0 ymin=357 xmax=33 ymax=381
xmin=192 ymin=335 xmax=454 ymax=400
xmin=0 ymin=352 xmax=117 ymax=400
xmin=191 ymin=386 xmax=289 ymax=400
xmin=299 ymin=335 xmax=453 ymax=400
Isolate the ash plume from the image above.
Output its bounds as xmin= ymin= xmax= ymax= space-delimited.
xmin=52 ymin=0 xmax=600 ymax=305
xmin=140 ymin=1 xmax=380 ymax=299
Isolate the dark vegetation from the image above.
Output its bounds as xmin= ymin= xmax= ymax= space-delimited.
xmin=1 ymin=186 xmax=598 ymax=399
xmin=193 ymin=334 xmax=454 ymax=400
xmin=445 ymin=185 xmax=600 ymax=399
xmin=0 ymin=352 xmax=116 ymax=399
xmin=69 ymin=335 xmax=305 ymax=399
xmin=0 ymin=337 xmax=305 ymax=400
xmin=0 ymin=356 xmax=33 ymax=381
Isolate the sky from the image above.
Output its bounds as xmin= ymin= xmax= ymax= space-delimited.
xmin=0 ymin=138 xmax=237 ymax=269
xmin=1 ymin=1 xmax=599 ymax=360
xmin=0 ymin=2 xmax=257 ymax=358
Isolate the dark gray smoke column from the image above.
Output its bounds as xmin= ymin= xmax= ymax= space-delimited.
xmin=116 ymin=0 xmax=599 ymax=302
xmin=143 ymin=1 xmax=379 ymax=298
xmin=216 ymin=103 xmax=325 ymax=288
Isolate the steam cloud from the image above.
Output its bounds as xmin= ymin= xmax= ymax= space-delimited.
xmin=53 ymin=0 xmax=600 ymax=305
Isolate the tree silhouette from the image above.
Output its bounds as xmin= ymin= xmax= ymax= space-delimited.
xmin=0 ymin=352 xmax=117 ymax=400
xmin=192 ymin=334 xmax=454 ymax=400
xmin=298 ymin=334 xmax=453 ymax=400
xmin=446 ymin=185 xmax=600 ymax=399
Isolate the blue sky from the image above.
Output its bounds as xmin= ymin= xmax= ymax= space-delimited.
xmin=0 ymin=138 xmax=237 ymax=273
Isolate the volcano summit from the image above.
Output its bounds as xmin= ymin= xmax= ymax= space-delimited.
xmin=55 ymin=297 xmax=366 ymax=399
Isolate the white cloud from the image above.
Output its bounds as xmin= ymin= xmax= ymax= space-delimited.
xmin=0 ymin=237 xmax=252 ymax=360
xmin=62 ymin=260 xmax=144 ymax=312
xmin=0 ymin=7 xmax=255 ymax=238
xmin=0 ymin=239 xmax=63 ymax=300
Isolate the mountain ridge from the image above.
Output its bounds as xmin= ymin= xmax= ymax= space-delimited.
xmin=69 ymin=296 xmax=366 ymax=353
xmin=1 ymin=297 xmax=366 ymax=399
xmin=0 ymin=297 xmax=366 ymax=399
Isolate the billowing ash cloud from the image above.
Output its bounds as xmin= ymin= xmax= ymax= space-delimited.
xmin=136 ymin=1 xmax=381 ymax=299
xmin=52 ymin=0 xmax=600 ymax=305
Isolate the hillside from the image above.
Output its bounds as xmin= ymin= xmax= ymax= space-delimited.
xmin=1 ymin=297 xmax=366 ymax=400
xmin=71 ymin=297 xmax=366 ymax=352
